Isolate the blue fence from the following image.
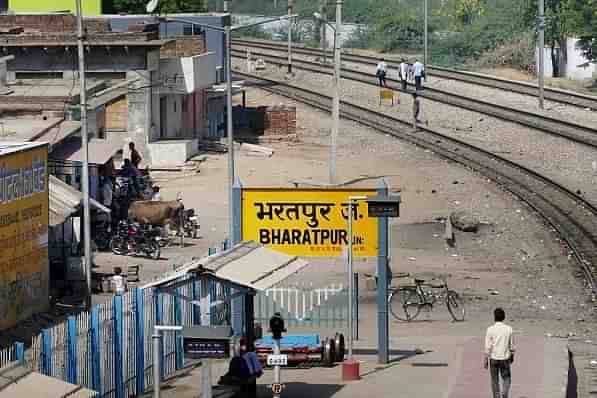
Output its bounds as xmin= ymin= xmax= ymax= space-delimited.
xmin=0 ymin=342 xmax=24 ymax=368
xmin=3 ymin=242 xmax=237 ymax=397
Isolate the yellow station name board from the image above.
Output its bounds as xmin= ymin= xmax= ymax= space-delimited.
xmin=242 ymin=188 xmax=379 ymax=257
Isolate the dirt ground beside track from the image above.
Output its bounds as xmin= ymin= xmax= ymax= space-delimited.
xmin=98 ymin=86 xmax=597 ymax=333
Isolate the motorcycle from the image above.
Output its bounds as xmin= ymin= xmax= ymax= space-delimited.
xmin=109 ymin=220 xmax=161 ymax=260
xmin=181 ymin=208 xmax=200 ymax=239
xmin=92 ymin=218 xmax=112 ymax=251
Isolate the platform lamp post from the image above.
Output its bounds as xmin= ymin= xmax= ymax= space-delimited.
xmin=149 ymin=1 xmax=296 ymax=240
xmin=313 ymin=9 xmax=341 ymax=184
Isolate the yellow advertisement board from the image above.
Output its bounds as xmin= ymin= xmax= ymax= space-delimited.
xmin=242 ymin=188 xmax=379 ymax=257
xmin=0 ymin=144 xmax=49 ymax=330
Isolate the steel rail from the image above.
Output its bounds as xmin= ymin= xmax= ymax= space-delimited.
xmin=232 ymin=49 xmax=597 ymax=149
xmin=234 ymin=70 xmax=597 ymax=294
xmin=233 ymin=38 xmax=597 ymax=110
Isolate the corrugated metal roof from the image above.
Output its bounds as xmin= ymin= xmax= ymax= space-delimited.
xmin=202 ymin=241 xmax=309 ymax=291
xmin=49 ymin=175 xmax=110 ymax=226
xmin=0 ymin=364 xmax=96 ymax=397
xmin=49 ymin=138 xmax=121 ymax=165
xmin=142 ymin=241 xmax=309 ymax=291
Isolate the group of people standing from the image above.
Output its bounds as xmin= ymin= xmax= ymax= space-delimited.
xmin=376 ymin=58 xmax=426 ymax=91
xmin=221 ymin=337 xmax=263 ymax=398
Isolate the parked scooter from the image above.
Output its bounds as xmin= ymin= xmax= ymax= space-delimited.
xmin=109 ymin=220 xmax=161 ymax=260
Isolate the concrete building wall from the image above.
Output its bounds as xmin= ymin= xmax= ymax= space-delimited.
xmin=5 ymin=47 xmax=148 ymax=73
xmin=105 ymin=96 xmax=128 ymax=131
xmin=126 ymin=70 xmax=152 ymax=163
xmin=105 ymin=14 xmax=229 ymax=75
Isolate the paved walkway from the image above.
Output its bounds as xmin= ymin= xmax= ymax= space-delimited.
xmin=143 ymin=335 xmax=569 ymax=398
xmin=448 ymin=337 xmax=551 ymax=398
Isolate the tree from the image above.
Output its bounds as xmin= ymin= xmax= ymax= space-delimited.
xmin=522 ymin=0 xmax=573 ymax=77
xmin=454 ymin=0 xmax=486 ymax=26
xmin=565 ymin=0 xmax=597 ymax=66
xmin=111 ymin=0 xmax=206 ymax=14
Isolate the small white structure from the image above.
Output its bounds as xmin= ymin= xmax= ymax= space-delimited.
xmin=537 ymin=37 xmax=596 ymax=81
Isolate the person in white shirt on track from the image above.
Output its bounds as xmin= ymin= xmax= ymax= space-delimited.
xmin=376 ymin=59 xmax=388 ymax=87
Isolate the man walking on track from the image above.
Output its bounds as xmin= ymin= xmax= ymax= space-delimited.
xmin=413 ymin=58 xmax=425 ymax=91
xmin=484 ymin=308 xmax=515 ymax=398
xmin=376 ymin=58 xmax=388 ymax=87
xmin=399 ymin=59 xmax=409 ymax=91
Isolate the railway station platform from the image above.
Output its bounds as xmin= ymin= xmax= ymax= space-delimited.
xmin=145 ymin=333 xmax=570 ymax=398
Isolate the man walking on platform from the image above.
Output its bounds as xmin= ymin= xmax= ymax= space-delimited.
xmin=484 ymin=308 xmax=515 ymax=398
xmin=413 ymin=58 xmax=425 ymax=91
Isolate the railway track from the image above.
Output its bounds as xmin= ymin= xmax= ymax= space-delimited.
xmin=232 ymin=38 xmax=597 ymax=111
xmin=231 ymin=49 xmax=597 ymax=149
xmin=234 ymin=70 xmax=597 ymax=294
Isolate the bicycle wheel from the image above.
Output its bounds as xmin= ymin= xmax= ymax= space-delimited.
xmin=389 ymin=288 xmax=421 ymax=321
xmin=446 ymin=290 xmax=465 ymax=321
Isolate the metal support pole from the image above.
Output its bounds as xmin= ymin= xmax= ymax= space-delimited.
xmin=424 ymin=0 xmax=428 ymax=73
xmin=330 ymin=0 xmax=342 ymax=184
xmin=321 ymin=8 xmax=327 ymax=64
xmin=287 ymin=0 xmax=293 ymax=74
xmin=225 ymin=25 xmax=236 ymax=242
xmin=353 ymin=272 xmax=359 ymax=341
xmin=223 ymin=0 xmax=229 ymax=12
xmin=376 ymin=182 xmax=389 ymax=365
xmin=152 ymin=332 xmax=161 ymax=398
xmin=201 ymin=359 xmax=212 ymax=398
xmin=273 ymin=338 xmax=281 ymax=398
xmin=537 ymin=0 xmax=545 ymax=110
xmin=347 ymin=198 xmax=354 ymax=359
xmin=76 ymin=0 xmax=92 ymax=310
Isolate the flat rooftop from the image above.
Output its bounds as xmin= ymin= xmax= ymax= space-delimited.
xmin=0 ymin=141 xmax=46 ymax=157
xmin=0 ymin=117 xmax=62 ymax=142
xmin=2 ymin=78 xmax=104 ymax=100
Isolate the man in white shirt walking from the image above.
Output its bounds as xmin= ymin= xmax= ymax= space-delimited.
xmin=399 ymin=59 xmax=409 ymax=91
xmin=413 ymin=58 xmax=425 ymax=91
xmin=484 ymin=308 xmax=515 ymax=398
xmin=376 ymin=59 xmax=388 ymax=87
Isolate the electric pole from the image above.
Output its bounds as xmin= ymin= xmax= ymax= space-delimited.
xmin=537 ymin=0 xmax=545 ymax=109
xmin=329 ymin=0 xmax=341 ymax=184
xmin=75 ymin=0 xmax=92 ymax=310
xmin=287 ymin=0 xmax=293 ymax=73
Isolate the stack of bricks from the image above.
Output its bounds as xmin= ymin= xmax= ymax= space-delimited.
xmin=262 ymin=105 xmax=297 ymax=140
xmin=0 ymin=14 xmax=158 ymax=41
xmin=160 ymin=36 xmax=207 ymax=58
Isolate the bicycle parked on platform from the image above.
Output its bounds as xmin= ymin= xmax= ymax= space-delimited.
xmin=388 ymin=273 xmax=465 ymax=322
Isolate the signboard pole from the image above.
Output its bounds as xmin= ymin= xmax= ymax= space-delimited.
xmin=152 ymin=332 xmax=161 ymax=398
xmin=376 ymin=181 xmax=389 ymax=365
xmin=201 ymin=359 xmax=212 ymax=398
xmin=273 ymin=338 xmax=281 ymax=398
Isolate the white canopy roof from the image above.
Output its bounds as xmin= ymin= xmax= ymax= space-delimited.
xmin=143 ymin=241 xmax=309 ymax=291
